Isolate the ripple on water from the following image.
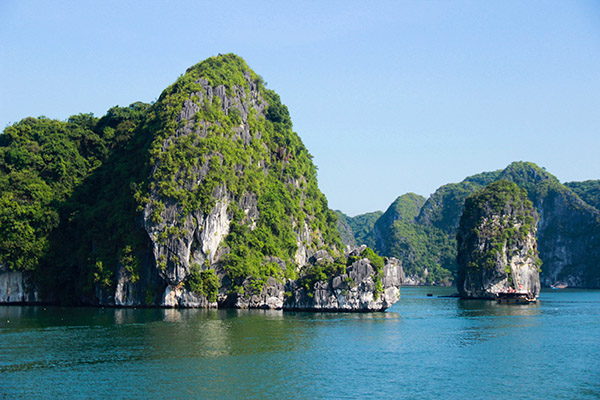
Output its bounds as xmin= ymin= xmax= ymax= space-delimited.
xmin=1 ymin=288 xmax=599 ymax=399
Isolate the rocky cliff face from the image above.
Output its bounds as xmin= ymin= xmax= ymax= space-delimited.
xmin=535 ymin=188 xmax=600 ymax=287
xmin=498 ymin=162 xmax=600 ymax=288
xmin=334 ymin=211 xmax=358 ymax=248
xmin=457 ymin=180 xmax=541 ymax=299
xmin=129 ymin=55 xmax=338 ymax=308
xmin=0 ymin=265 xmax=39 ymax=303
xmin=210 ymin=250 xmax=403 ymax=311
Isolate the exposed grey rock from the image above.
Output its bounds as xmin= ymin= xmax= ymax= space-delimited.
xmin=162 ymin=285 xmax=217 ymax=308
xmin=0 ymin=265 xmax=39 ymax=303
xmin=334 ymin=211 xmax=357 ymax=248
xmin=231 ymin=277 xmax=286 ymax=309
xmin=114 ymin=265 xmax=138 ymax=307
xmin=309 ymin=249 xmax=334 ymax=265
xmin=285 ymin=254 xmax=403 ymax=311
xmin=347 ymin=245 xmax=367 ymax=257
xmin=294 ymin=221 xmax=312 ymax=268
xmin=535 ymin=189 xmax=600 ymax=287
xmin=93 ymin=61 xmax=398 ymax=311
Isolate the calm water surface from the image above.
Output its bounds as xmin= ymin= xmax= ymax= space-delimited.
xmin=1 ymin=287 xmax=599 ymax=399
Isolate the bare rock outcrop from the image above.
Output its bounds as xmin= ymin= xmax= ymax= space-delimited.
xmin=0 ymin=265 xmax=39 ymax=304
xmin=285 ymin=249 xmax=403 ymax=311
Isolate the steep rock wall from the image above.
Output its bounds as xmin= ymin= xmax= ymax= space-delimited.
xmin=457 ymin=181 xmax=541 ymax=299
xmin=0 ymin=265 xmax=39 ymax=303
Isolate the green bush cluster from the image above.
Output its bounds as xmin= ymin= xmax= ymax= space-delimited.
xmin=187 ymin=266 xmax=220 ymax=302
xmin=298 ymin=247 xmax=385 ymax=298
xmin=565 ymin=180 xmax=600 ymax=211
xmin=299 ymin=258 xmax=347 ymax=297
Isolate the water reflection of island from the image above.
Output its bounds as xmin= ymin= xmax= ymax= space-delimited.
xmin=452 ymin=299 xmax=541 ymax=348
xmin=457 ymin=298 xmax=541 ymax=318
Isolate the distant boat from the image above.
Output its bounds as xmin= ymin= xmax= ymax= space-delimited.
xmin=496 ymin=291 xmax=537 ymax=304
xmin=550 ymin=283 xmax=568 ymax=289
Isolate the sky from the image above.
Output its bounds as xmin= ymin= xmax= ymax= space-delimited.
xmin=1 ymin=1 xmax=599 ymax=216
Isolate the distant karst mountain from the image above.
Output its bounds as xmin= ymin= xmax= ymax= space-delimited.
xmin=341 ymin=162 xmax=600 ymax=288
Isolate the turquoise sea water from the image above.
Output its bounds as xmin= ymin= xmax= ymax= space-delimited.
xmin=1 ymin=287 xmax=599 ymax=399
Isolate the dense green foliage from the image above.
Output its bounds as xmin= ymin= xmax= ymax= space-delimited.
xmin=382 ymin=193 xmax=425 ymax=223
xmin=338 ymin=177 xmax=499 ymax=285
xmin=51 ymin=103 xmax=153 ymax=301
xmin=0 ymin=104 xmax=155 ymax=302
xmin=382 ymin=222 xmax=454 ymax=284
xmin=464 ymin=180 xmax=535 ymax=219
xmin=340 ymin=162 xmax=599 ymax=286
xmin=0 ymin=115 xmax=100 ymax=271
xmin=374 ymin=193 xmax=425 ymax=252
xmin=565 ymin=180 xmax=600 ymax=211
xmin=187 ymin=266 xmax=220 ymax=302
xmin=341 ymin=210 xmax=383 ymax=248
xmin=3 ymin=52 xmax=599 ymax=298
xmin=374 ymin=194 xmax=452 ymax=284
xmin=416 ymin=171 xmax=500 ymax=233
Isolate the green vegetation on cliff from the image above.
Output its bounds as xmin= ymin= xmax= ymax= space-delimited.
xmin=565 ymin=180 xmax=600 ymax=211
xmin=373 ymin=193 xmax=452 ymax=284
xmin=0 ymin=54 xmax=343 ymax=303
xmin=416 ymin=171 xmax=501 ymax=232
xmin=458 ymin=180 xmax=538 ymax=272
xmin=52 ymin=103 xmax=153 ymax=301
xmin=457 ymin=179 xmax=541 ymax=297
xmin=338 ymin=161 xmax=599 ymax=287
xmin=144 ymin=54 xmax=341 ymax=292
xmin=335 ymin=210 xmax=382 ymax=249
xmin=0 ymin=115 xmax=101 ymax=271
xmin=334 ymin=210 xmax=358 ymax=248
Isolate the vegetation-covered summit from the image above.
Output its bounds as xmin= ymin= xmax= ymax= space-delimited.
xmin=140 ymin=53 xmax=342 ymax=296
xmin=0 ymin=54 xmax=347 ymax=305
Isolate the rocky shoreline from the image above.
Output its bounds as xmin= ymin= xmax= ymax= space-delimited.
xmin=0 ymin=246 xmax=404 ymax=312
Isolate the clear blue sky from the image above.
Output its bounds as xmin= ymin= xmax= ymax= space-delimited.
xmin=1 ymin=1 xmax=599 ymax=216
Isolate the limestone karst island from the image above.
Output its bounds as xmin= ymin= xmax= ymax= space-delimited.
xmin=456 ymin=180 xmax=541 ymax=302
xmin=1 ymin=54 xmax=599 ymax=309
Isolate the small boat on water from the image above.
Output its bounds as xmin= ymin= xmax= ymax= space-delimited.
xmin=496 ymin=292 xmax=536 ymax=304
xmin=496 ymin=289 xmax=537 ymax=304
xmin=550 ymin=283 xmax=568 ymax=289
